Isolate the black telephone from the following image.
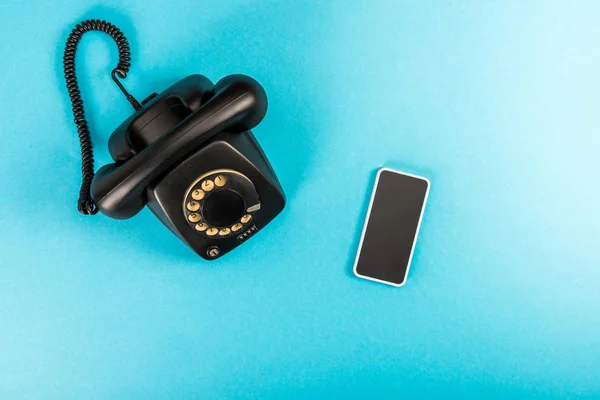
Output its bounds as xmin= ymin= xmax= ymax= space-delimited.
xmin=63 ymin=20 xmax=285 ymax=260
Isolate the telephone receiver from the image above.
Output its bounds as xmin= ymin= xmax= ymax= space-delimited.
xmin=91 ymin=75 xmax=268 ymax=219
xmin=63 ymin=20 xmax=285 ymax=260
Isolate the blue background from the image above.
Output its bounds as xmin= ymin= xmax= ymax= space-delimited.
xmin=1 ymin=1 xmax=599 ymax=398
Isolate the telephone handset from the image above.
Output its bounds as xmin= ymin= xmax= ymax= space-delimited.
xmin=63 ymin=20 xmax=285 ymax=260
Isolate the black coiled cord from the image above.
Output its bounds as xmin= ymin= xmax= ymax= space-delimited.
xmin=63 ymin=19 xmax=141 ymax=215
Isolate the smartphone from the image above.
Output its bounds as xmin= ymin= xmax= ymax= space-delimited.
xmin=353 ymin=168 xmax=430 ymax=287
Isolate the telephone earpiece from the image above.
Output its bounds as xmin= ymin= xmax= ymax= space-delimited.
xmin=64 ymin=20 xmax=285 ymax=259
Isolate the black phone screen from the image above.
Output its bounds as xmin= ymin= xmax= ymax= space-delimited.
xmin=353 ymin=168 xmax=430 ymax=286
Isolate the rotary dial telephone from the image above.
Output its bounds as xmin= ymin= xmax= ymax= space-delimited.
xmin=63 ymin=20 xmax=285 ymax=260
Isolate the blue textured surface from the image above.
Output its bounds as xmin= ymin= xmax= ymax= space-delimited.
xmin=1 ymin=1 xmax=599 ymax=398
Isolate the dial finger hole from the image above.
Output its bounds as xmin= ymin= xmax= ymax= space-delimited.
xmin=187 ymin=201 xmax=200 ymax=212
xmin=231 ymin=223 xmax=243 ymax=232
xmin=201 ymin=180 xmax=215 ymax=192
xmin=191 ymin=189 xmax=205 ymax=201
xmin=214 ymin=175 xmax=227 ymax=187
xmin=188 ymin=213 xmax=201 ymax=223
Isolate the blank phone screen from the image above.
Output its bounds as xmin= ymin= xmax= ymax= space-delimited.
xmin=353 ymin=169 xmax=430 ymax=286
